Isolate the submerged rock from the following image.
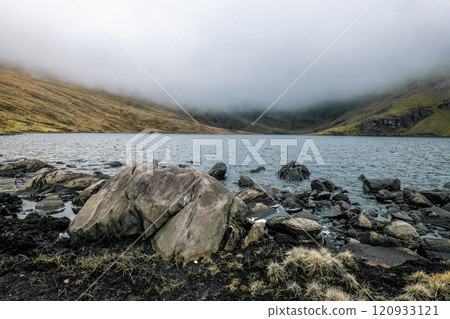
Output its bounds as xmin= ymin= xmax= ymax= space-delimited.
xmin=208 ymin=162 xmax=227 ymax=180
xmin=363 ymin=178 xmax=401 ymax=193
xmin=277 ymin=161 xmax=310 ymax=181
xmin=0 ymin=159 xmax=53 ymax=178
xmin=107 ymin=161 xmax=124 ymax=168
xmin=266 ymin=216 xmax=322 ymax=242
xmin=68 ymin=164 xmax=247 ymax=264
xmin=249 ymin=166 xmax=265 ymax=173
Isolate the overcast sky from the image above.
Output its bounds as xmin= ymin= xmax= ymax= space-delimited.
xmin=1 ymin=0 xmax=449 ymax=112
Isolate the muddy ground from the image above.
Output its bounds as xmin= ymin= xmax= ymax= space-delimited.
xmin=0 ymin=213 xmax=448 ymax=301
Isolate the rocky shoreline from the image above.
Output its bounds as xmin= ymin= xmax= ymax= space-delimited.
xmin=0 ymin=159 xmax=449 ymax=300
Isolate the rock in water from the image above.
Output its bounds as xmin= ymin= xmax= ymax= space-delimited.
xmin=19 ymin=168 xmax=105 ymax=195
xmin=363 ymin=178 xmax=401 ymax=193
xmin=108 ymin=161 xmax=124 ymax=168
xmin=311 ymin=178 xmax=335 ymax=192
xmin=277 ymin=161 xmax=310 ymax=181
xmin=238 ymin=176 xmax=254 ymax=188
xmin=208 ymin=162 xmax=227 ymax=180
xmin=68 ymin=164 xmax=247 ymax=264
xmin=35 ymin=194 xmax=65 ymax=216
xmin=0 ymin=159 xmax=53 ymax=178
xmin=403 ymin=188 xmax=433 ymax=208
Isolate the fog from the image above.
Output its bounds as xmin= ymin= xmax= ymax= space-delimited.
xmin=1 ymin=0 xmax=449 ymax=112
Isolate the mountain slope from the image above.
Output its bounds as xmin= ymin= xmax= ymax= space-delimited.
xmin=193 ymin=73 xmax=450 ymax=137
xmin=0 ymin=66 xmax=231 ymax=134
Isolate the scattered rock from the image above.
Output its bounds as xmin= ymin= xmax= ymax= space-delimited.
xmin=252 ymin=203 xmax=270 ymax=213
xmin=108 ymin=161 xmax=124 ymax=168
xmin=238 ymin=176 xmax=254 ymax=188
xmin=376 ymin=189 xmax=394 ymax=203
xmin=236 ymin=189 xmax=265 ymax=203
xmin=384 ymin=220 xmax=420 ymax=244
xmin=277 ymin=161 xmax=310 ymax=181
xmin=343 ymin=242 xmax=425 ymax=267
xmin=0 ymin=193 xmax=22 ymax=216
xmin=249 ymin=166 xmax=265 ymax=173
xmin=35 ymin=194 xmax=65 ymax=216
xmin=266 ymin=216 xmax=322 ymax=243
xmin=420 ymin=190 xmax=450 ymax=206
xmin=363 ymin=178 xmax=401 ymax=193
xmin=332 ymin=192 xmax=349 ymax=202
xmin=0 ymin=159 xmax=53 ymax=178
xmin=18 ymin=169 xmax=104 ymax=195
xmin=358 ymin=174 xmax=366 ymax=181
xmin=68 ymin=164 xmax=247 ymax=264
xmin=311 ymin=178 xmax=335 ymax=192
xmin=241 ymin=222 xmax=265 ymax=249
xmin=403 ymin=188 xmax=433 ymax=209
xmin=417 ymin=207 xmax=450 ymax=230
xmin=72 ymin=179 xmax=108 ymax=207
xmin=420 ymin=238 xmax=450 ymax=260
xmin=208 ymin=162 xmax=227 ymax=180
xmin=281 ymin=196 xmax=305 ymax=212
xmin=317 ymin=191 xmax=331 ymax=200
xmin=352 ymin=215 xmax=372 ymax=229
xmin=391 ymin=212 xmax=413 ymax=222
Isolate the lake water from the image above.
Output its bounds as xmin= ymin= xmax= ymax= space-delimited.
xmin=1 ymin=133 xmax=449 ymax=216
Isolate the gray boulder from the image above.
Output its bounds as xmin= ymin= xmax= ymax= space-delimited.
xmin=420 ymin=190 xmax=450 ymax=206
xmin=376 ymin=189 xmax=395 ymax=203
xmin=266 ymin=216 xmax=322 ymax=242
xmin=277 ymin=161 xmax=310 ymax=181
xmin=68 ymin=164 xmax=247 ymax=264
xmin=0 ymin=159 xmax=53 ymax=178
xmin=72 ymin=179 xmax=108 ymax=207
xmin=363 ymin=178 xmax=401 ymax=193
xmin=208 ymin=162 xmax=227 ymax=180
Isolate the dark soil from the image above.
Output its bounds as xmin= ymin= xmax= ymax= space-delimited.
xmin=0 ymin=214 xmax=448 ymax=301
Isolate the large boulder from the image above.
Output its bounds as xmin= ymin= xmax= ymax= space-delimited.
xmin=18 ymin=168 xmax=105 ymax=195
xmin=363 ymin=178 xmax=401 ymax=193
xmin=72 ymin=179 xmax=108 ymax=207
xmin=311 ymin=178 xmax=335 ymax=192
xmin=0 ymin=159 xmax=53 ymax=178
xmin=403 ymin=188 xmax=433 ymax=209
xmin=362 ymin=220 xmax=420 ymax=249
xmin=208 ymin=162 xmax=227 ymax=180
xmin=68 ymin=164 xmax=247 ymax=264
xmin=277 ymin=161 xmax=310 ymax=181
xmin=266 ymin=216 xmax=322 ymax=242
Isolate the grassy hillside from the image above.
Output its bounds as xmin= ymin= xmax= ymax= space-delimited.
xmin=0 ymin=66 xmax=231 ymax=134
xmin=314 ymin=74 xmax=450 ymax=137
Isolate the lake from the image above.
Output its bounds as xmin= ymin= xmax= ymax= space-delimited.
xmin=0 ymin=133 xmax=449 ymax=218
